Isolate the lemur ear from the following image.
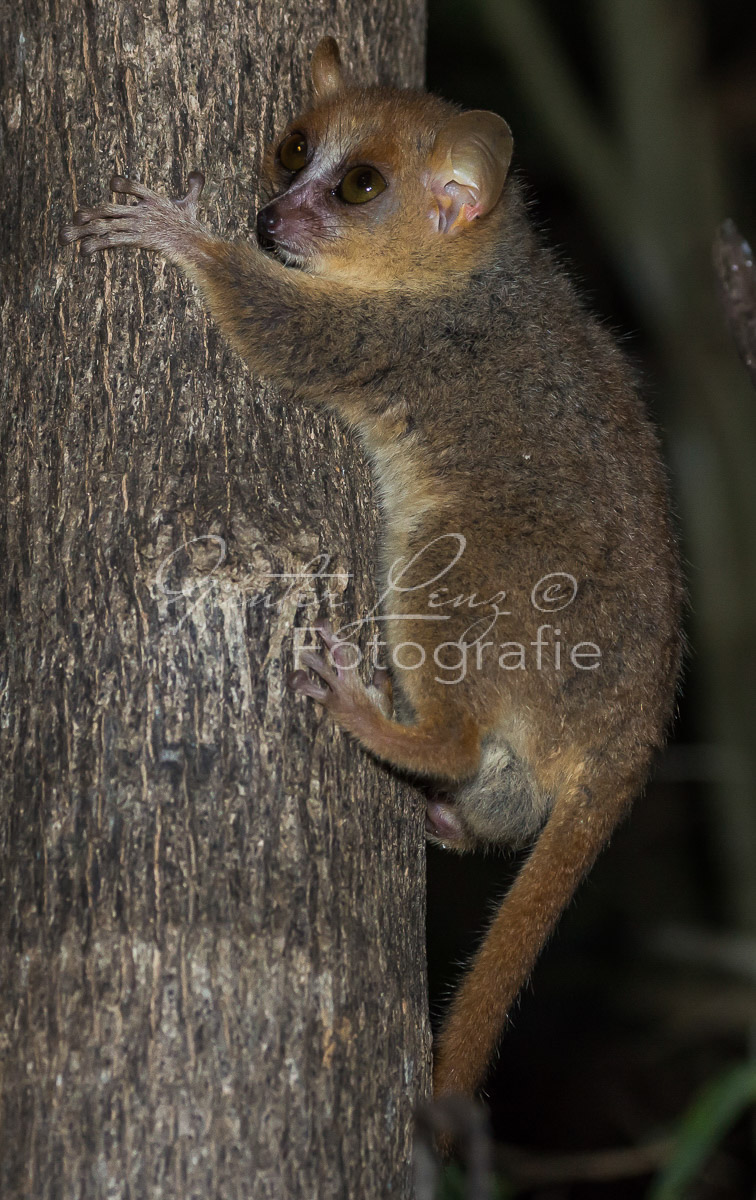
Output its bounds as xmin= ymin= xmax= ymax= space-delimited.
xmin=311 ymin=37 xmax=345 ymax=101
xmin=426 ymin=111 xmax=514 ymax=236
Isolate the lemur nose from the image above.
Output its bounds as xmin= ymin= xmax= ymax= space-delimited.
xmin=256 ymin=205 xmax=282 ymax=246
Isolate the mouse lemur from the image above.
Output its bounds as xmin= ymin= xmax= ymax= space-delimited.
xmin=61 ymin=37 xmax=683 ymax=1098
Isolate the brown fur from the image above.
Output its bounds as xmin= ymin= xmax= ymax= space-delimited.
xmin=60 ymin=38 xmax=683 ymax=1100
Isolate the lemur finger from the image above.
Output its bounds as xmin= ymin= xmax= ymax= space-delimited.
xmin=312 ymin=618 xmax=361 ymax=670
xmin=185 ymin=172 xmax=205 ymax=201
xmin=73 ymin=203 xmax=139 ymax=224
xmin=297 ymin=650 xmax=339 ymax=687
xmin=78 ymin=230 xmax=148 ymax=255
xmin=67 ymin=217 xmax=140 ymax=240
xmin=288 ymin=670 xmax=329 ymax=703
xmin=110 ymin=174 xmax=156 ymax=200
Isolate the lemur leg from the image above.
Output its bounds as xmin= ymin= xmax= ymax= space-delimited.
xmin=289 ymin=620 xmax=481 ymax=782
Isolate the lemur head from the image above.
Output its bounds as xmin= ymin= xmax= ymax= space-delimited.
xmin=256 ymin=38 xmax=514 ymax=286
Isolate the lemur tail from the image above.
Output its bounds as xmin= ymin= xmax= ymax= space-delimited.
xmin=432 ymin=777 xmax=635 ymax=1097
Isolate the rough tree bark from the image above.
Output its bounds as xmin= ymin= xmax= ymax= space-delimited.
xmin=0 ymin=2 xmax=428 ymax=1197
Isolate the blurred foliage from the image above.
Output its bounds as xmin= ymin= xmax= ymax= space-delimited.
xmin=438 ymin=1161 xmax=514 ymax=1200
xmin=434 ymin=1061 xmax=756 ymax=1198
xmin=649 ymin=1062 xmax=756 ymax=1198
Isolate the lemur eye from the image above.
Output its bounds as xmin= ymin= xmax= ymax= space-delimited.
xmin=337 ymin=166 xmax=387 ymax=205
xmin=278 ymin=132 xmax=309 ymax=172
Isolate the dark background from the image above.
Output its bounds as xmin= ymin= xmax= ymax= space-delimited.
xmin=423 ymin=1 xmax=756 ymax=1195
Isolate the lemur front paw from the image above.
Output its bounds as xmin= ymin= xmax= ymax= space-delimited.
xmin=59 ymin=172 xmax=205 ymax=256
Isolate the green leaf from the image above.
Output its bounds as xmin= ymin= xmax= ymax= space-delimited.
xmin=649 ymin=1062 xmax=756 ymax=1200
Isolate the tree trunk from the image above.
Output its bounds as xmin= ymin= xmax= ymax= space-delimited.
xmin=0 ymin=3 xmax=428 ymax=1197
